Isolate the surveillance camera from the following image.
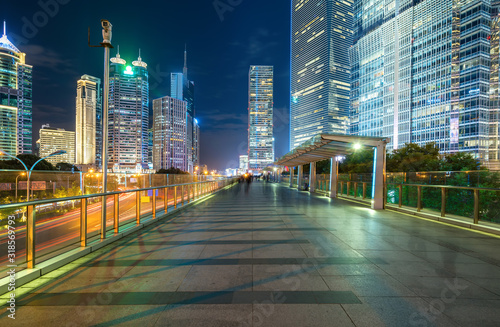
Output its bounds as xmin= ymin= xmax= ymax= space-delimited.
xmin=101 ymin=19 xmax=112 ymax=44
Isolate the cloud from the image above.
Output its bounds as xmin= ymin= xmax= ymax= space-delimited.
xmin=22 ymin=45 xmax=75 ymax=74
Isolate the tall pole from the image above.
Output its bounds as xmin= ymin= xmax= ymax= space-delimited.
xmin=100 ymin=20 xmax=112 ymax=240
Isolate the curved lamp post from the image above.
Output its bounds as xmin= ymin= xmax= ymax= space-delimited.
xmin=28 ymin=150 xmax=67 ymax=201
xmin=0 ymin=150 xmax=29 ymax=201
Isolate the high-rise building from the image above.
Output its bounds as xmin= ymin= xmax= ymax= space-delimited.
xmin=248 ymin=65 xmax=274 ymax=171
xmin=75 ymin=75 xmax=102 ymax=167
xmin=0 ymin=22 xmax=32 ymax=156
xmin=170 ymin=47 xmax=199 ymax=171
xmin=108 ymin=49 xmax=149 ymax=172
xmin=152 ymin=95 xmax=188 ymax=171
xmin=350 ymin=0 xmax=500 ymax=164
xmin=239 ymin=155 xmax=249 ymax=173
xmin=38 ymin=125 xmax=75 ymax=165
xmin=290 ymin=0 xmax=353 ymax=149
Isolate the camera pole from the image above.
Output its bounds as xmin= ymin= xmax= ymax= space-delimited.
xmin=89 ymin=20 xmax=113 ymax=240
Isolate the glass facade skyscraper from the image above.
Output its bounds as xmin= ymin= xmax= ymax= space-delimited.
xmin=290 ymin=0 xmax=353 ymax=149
xmin=152 ymin=95 xmax=188 ymax=171
xmin=0 ymin=23 xmax=32 ymax=156
xmin=351 ymin=0 xmax=500 ymax=163
xmin=169 ymin=48 xmax=199 ymax=172
xmin=248 ymin=65 xmax=274 ymax=171
xmin=75 ymin=74 xmax=102 ymax=167
xmin=108 ymin=50 xmax=149 ymax=172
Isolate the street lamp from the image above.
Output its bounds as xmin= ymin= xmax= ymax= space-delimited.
xmin=15 ymin=172 xmax=26 ymax=202
xmin=0 ymin=149 xmax=66 ymax=201
xmin=28 ymin=150 xmax=67 ymax=201
xmin=0 ymin=149 xmax=29 ymax=201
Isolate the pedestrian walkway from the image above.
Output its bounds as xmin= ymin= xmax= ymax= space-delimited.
xmin=2 ymin=181 xmax=500 ymax=326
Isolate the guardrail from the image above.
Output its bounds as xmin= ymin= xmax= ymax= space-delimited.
xmin=282 ymin=176 xmax=500 ymax=226
xmin=0 ymin=178 xmax=236 ymax=271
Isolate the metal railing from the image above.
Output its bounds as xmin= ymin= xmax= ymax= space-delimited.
xmin=0 ymin=178 xmax=235 ymax=271
xmin=281 ymin=175 xmax=500 ymax=226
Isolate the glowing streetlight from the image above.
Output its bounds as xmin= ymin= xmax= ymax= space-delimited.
xmin=353 ymin=143 xmax=362 ymax=151
xmin=15 ymin=172 xmax=26 ymax=201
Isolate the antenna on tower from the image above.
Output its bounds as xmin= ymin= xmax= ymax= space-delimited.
xmin=3 ymin=20 xmax=6 ymax=37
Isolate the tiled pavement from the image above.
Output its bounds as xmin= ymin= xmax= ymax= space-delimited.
xmin=2 ymin=182 xmax=500 ymax=326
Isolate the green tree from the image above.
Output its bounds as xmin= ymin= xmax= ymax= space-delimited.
xmin=157 ymin=167 xmax=189 ymax=175
xmin=439 ymin=152 xmax=481 ymax=171
xmin=56 ymin=162 xmax=80 ymax=172
xmin=339 ymin=148 xmax=374 ymax=173
xmin=0 ymin=154 xmax=54 ymax=171
xmin=387 ymin=143 xmax=441 ymax=172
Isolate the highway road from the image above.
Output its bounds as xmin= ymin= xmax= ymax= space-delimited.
xmin=0 ymin=187 xmax=192 ymax=269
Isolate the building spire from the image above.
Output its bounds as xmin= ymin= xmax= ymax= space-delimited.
xmin=183 ymin=44 xmax=188 ymax=84
xmin=138 ymin=48 xmax=142 ymax=61
xmin=3 ymin=20 xmax=6 ymax=37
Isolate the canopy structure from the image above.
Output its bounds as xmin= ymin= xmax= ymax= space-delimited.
xmin=275 ymin=134 xmax=390 ymax=210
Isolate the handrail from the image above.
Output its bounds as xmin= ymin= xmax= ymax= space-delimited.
xmin=0 ymin=180 xmax=224 ymax=209
xmin=0 ymin=177 xmax=237 ymax=270
xmin=386 ymin=182 xmax=500 ymax=192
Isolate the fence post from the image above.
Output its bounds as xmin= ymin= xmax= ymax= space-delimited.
xmin=441 ymin=187 xmax=446 ymax=218
xmin=26 ymin=204 xmax=36 ymax=269
xmin=81 ymin=199 xmax=87 ymax=247
xmin=152 ymin=189 xmax=156 ymax=219
xmin=354 ymin=182 xmax=358 ymax=198
xmin=399 ymin=184 xmax=402 ymax=208
xmin=164 ymin=187 xmax=169 ymax=211
xmin=181 ymin=185 xmax=184 ymax=205
xmin=363 ymin=183 xmax=366 ymax=199
xmin=417 ymin=186 xmax=422 ymax=212
xmin=114 ymin=194 xmax=119 ymax=234
xmin=347 ymin=182 xmax=350 ymax=196
xmin=174 ymin=186 xmax=177 ymax=209
xmin=340 ymin=182 xmax=344 ymax=195
xmin=474 ymin=189 xmax=479 ymax=224
xmin=136 ymin=191 xmax=141 ymax=225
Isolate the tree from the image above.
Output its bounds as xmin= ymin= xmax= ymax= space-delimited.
xmin=157 ymin=167 xmax=189 ymax=175
xmin=0 ymin=154 xmax=54 ymax=171
xmin=387 ymin=143 xmax=441 ymax=172
xmin=339 ymin=148 xmax=375 ymax=173
xmin=440 ymin=152 xmax=482 ymax=171
xmin=56 ymin=162 xmax=80 ymax=172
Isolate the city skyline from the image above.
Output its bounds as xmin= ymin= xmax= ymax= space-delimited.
xmin=2 ymin=0 xmax=291 ymax=171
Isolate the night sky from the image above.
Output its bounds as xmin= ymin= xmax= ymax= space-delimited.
xmin=4 ymin=0 xmax=291 ymax=170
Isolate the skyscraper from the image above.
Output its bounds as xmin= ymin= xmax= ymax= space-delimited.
xmin=75 ymin=75 xmax=102 ymax=167
xmin=0 ymin=22 xmax=32 ymax=155
xmin=108 ymin=49 xmax=149 ymax=172
xmin=350 ymin=0 xmax=500 ymax=164
xmin=248 ymin=65 xmax=274 ymax=171
xmin=152 ymin=95 xmax=188 ymax=171
xmin=170 ymin=47 xmax=199 ymax=171
xmin=38 ymin=125 xmax=75 ymax=165
xmin=290 ymin=0 xmax=353 ymax=149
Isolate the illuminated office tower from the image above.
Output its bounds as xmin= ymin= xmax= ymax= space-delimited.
xmin=290 ymin=0 xmax=353 ymax=149
xmin=108 ymin=49 xmax=149 ymax=172
xmin=248 ymin=66 xmax=274 ymax=171
xmin=152 ymin=95 xmax=188 ymax=171
xmin=239 ymin=155 xmax=249 ymax=173
xmin=75 ymin=75 xmax=102 ymax=167
xmin=170 ymin=47 xmax=198 ymax=171
xmin=0 ymin=22 xmax=32 ymax=155
xmin=38 ymin=125 xmax=75 ymax=165
xmin=350 ymin=0 xmax=500 ymax=164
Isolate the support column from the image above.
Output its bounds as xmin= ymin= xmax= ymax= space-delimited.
xmin=309 ymin=162 xmax=316 ymax=193
xmin=289 ymin=167 xmax=294 ymax=188
xmin=297 ymin=165 xmax=303 ymax=191
xmin=329 ymin=157 xmax=338 ymax=198
xmin=372 ymin=143 xmax=387 ymax=210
